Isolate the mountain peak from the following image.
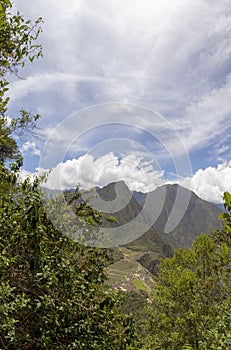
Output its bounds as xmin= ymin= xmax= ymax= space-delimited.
xmin=96 ymin=180 xmax=130 ymax=201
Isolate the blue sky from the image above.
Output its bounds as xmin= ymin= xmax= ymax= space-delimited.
xmin=8 ymin=0 xmax=231 ymax=203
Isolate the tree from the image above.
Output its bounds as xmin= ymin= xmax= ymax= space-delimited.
xmin=0 ymin=0 xmax=42 ymax=78
xmin=0 ymin=116 xmax=20 ymax=163
xmin=0 ymin=111 xmax=41 ymax=166
xmin=0 ymin=170 xmax=139 ymax=349
xmin=0 ymin=0 xmax=42 ymax=165
xmin=143 ymin=193 xmax=231 ymax=350
xmin=0 ymin=2 xmax=139 ymax=348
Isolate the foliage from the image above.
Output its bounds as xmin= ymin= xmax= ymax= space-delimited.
xmin=0 ymin=0 xmax=42 ymax=78
xmin=0 ymin=115 xmax=19 ymax=163
xmin=0 ymin=2 xmax=139 ymax=348
xmin=0 ymin=0 xmax=42 ymax=113
xmin=0 ymin=111 xmax=41 ymax=167
xmin=143 ymin=192 xmax=231 ymax=350
xmin=0 ymin=168 xmax=139 ymax=349
xmin=0 ymin=0 xmax=42 ymax=165
xmin=122 ymin=291 xmax=150 ymax=338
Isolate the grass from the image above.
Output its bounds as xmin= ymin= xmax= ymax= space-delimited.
xmin=107 ymin=258 xmax=139 ymax=277
xmin=132 ymin=279 xmax=150 ymax=292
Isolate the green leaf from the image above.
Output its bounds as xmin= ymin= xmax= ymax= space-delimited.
xmin=221 ymin=243 xmax=229 ymax=257
xmin=218 ymin=212 xmax=230 ymax=220
xmin=224 ymin=192 xmax=231 ymax=208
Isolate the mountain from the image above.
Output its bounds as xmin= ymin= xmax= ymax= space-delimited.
xmin=134 ymin=184 xmax=222 ymax=249
xmin=216 ymin=203 xmax=225 ymax=211
xmin=96 ymin=181 xmax=173 ymax=258
xmin=87 ymin=181 xmax=222 ymax=290
xmin=94 ymin=182 xmax=223 ymax=332
xmin=96 ymin=181 xmax=221 ymax=250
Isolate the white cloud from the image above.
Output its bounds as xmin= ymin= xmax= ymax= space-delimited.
xmin=20 ymin=155 xmax=230 ymax=204
xmin=179 ymin=75 xmax=231 ymax=151
xmin=9 ymin=0 xmax=231 ymax=187
xmin=0 ymin=0 xmax=227 ymax=238
xmin=9 ymin=73 xmax=105 ymax=102
xmin=39 ymin=153 xmax=164 ymax=192
xmin=179 ymin=162 xmax=231 ymax=203
xmin=22 ymin=141 xmax=41 ymax=156
xmin=17 ymin=169 xmax=37 ymax=183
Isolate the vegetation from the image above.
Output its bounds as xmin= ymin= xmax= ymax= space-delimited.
xmin=0 ymin=170 xmax=139 ymax=349
xmin=0 ymin=1 xmax=138 ymax=348
xmin=0 ymin=0 xmax=42 ymax=166
xmin=1 ymin=1 xmax=230 ymax=349
xmin=122 ymin=291 xmax=150 ymax=338
xmin=143 ymin=192 xmax=231 ymax=350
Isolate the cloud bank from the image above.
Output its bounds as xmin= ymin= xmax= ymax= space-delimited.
xmin=179 ymin=161 xmax=231 ymax=203
xmin=19 ymin=155 xmax=231 ymax=204
xmin=39 ymin=153 xmax=164 ymax=193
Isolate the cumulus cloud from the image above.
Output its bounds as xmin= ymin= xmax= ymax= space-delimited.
xmin=22 ymin=141 xmax=41 ymax=157
xmin=179 ymin=162 xmax=231 ymax=203
xmin=21 ymin=156 xmax=231 ymax=204
xmin=40 ymin=153 xmax=164 ymax=192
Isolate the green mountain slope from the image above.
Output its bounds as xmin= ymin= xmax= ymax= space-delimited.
xmin=97 ymin=181 xmax=173 ymax=256
xmin=94 ymin=181 xmax=222 ymax=289
xmin=134 ymin=184 xmax=222 ymax=249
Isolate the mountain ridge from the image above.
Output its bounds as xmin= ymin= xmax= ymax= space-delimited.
xmin=95 ymin=181 xmax=222 ymax=248
xmin=93 ymin=181 xmax=222 ymax=287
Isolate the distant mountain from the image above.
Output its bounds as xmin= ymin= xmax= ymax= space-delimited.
xmin=96 ymin=181 xmax=173 ymax=258
xmin=93 ymin=181 xmax=222 ymax=286
xmin=215 ymin=203 xmax=225 ymax=211
xmin=96 ymin=181 xmax=221 ymax=250
xmin=134 ymin=184 xmax=222 ymax=249
xmin=49 ymin=181 xmax=222 ymax=292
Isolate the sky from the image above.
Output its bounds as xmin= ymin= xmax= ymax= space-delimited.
xmin=9 ymin=0 xmax=231 ymax=204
